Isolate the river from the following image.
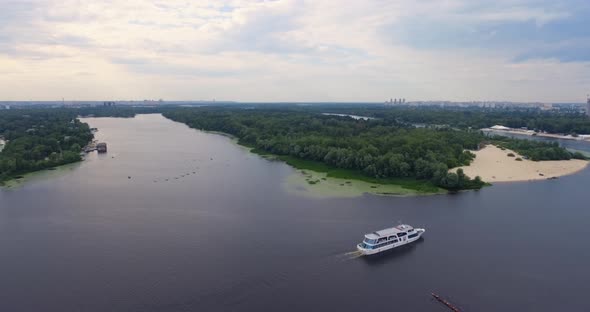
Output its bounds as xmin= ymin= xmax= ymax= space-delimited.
xmin=1 ymin=114 xmax=589 ymax=311
xmin=484 ymin=129 xmax=590 ymax=155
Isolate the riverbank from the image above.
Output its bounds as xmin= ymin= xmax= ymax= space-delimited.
xmin=0 ymin=156 xmax=86 ymax=187
xmin=179 ymin=127 xmax=447 ymax=197
xmin=0 ymin=111 xmax=93 ymax=186
xmin=454 ymin=145 xmax=589 ymax=182
xmin=190 ymin=130 xmax=447 ymax=197
xmin=0 ymin=162 xmax=83 ymax=188
xmin=284 ymin=167 xmax=446 ymax=198
xmin=255 ymin=154 xmax=446 ymax=197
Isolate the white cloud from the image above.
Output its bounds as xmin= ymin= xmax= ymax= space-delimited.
xmin=0 ymin=0 xmax=587 ymax=102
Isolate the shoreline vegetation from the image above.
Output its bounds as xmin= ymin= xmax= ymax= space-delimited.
xmin=163 ymin=107 xmax=589 ymax=195
xmin=0 ymin=107 xmax=164 ymax=185
xmin=163 ymin=108 xmax=489 ymax=194
xmin=264 ymin=153 xmax=447 ymax=196
xmin=2 ymin=106 xmax=589 ymax=194
xmin=0 ymin=109 xmax=94 ymax=185
xmin=197 ymin=130 xmax=446 ymax=196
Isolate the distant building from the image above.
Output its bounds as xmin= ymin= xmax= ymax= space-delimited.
xmin=97 ymin=143 xmax=107 ymax=153
xmin=587 ymin=95 xmax=590 ymax=117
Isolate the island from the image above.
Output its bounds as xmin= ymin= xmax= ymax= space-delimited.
xmin=163 ymin=106 xmax=589 ymax=195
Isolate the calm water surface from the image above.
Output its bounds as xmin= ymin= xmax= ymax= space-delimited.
xmin=1 ymin=114 xmax=589 ymax=311
xmin=484 ymin=129 xmax=590 ymax=154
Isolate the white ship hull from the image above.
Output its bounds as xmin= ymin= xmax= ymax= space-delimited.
xmin=357 ymin=228 xmax=425 ymax=255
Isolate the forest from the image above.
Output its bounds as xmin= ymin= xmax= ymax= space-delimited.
xmin=163 ymin=108 xmax=487 ymax=190
xmin=0 ymin=109 xmax=93 ymax=183
xmin=314 ymin=105 xmax=590 ymax=134
xmin=163 ymin=107 xmax=589 ymax=191
xmin=1 ymin=105 xmax=586 ymax=187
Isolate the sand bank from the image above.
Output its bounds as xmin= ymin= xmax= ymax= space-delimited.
xmin=454 ymin=145 xmax=589 ymax=183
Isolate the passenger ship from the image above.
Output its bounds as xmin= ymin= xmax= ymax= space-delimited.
xmin=357 ymin=224 xmax=425 ymax=255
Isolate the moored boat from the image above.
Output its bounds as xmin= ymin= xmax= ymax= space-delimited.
xmin=357 ymin=224 xmax=425 ymax=255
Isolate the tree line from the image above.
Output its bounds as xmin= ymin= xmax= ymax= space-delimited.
xmin=1 ymin=105 xmax=585 ymax=187
xmin=316 ymin=106 xmax=590 ymax=134
xmin=163 ymin=108 xmax=488 ymax=190
xmin=0 ymin=109 xmax=93 ymax=183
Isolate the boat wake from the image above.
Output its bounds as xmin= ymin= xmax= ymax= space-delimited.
xmin=339 ymin=250 xmax=364 ymax=260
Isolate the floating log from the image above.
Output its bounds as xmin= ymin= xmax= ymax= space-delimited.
xmin=431 ymin=293 xmax=461 ymax=312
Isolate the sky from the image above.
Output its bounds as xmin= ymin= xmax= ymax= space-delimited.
xmin=0 ymin=0 xmax=589 ymax=102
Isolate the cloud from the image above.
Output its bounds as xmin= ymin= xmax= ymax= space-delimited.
xmin=0 ymin=0 xmax=588 ymax=102
xmin=514 ymin=39 xmax=590 ymax=62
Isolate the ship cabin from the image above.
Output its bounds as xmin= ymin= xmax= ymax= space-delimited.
xmin=360 ymin=224 xmax=420 ymax=250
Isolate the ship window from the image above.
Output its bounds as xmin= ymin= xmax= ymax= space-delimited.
xmin=362 ymin=243 xmax=373 ymax=249
xmin=408 ymin=233 xmax=419 ymax=239
xmin=387 ymin=236 xmax=396 ymax=240
xmin=398 ymin=232 xmax=407 ymax=237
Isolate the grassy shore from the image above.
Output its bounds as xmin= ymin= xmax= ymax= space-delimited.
xmin=276 ymin=155 xmax=443 ymax=193
xmin=0 ymin=158 xmax=83 ymax=186
xmin=0 ymin=162 xmax=82 ymax=188
xmin=187 ymin=130 xmax=446 ymax=197
xmin=243 ymin=147 xmax=447 ymax=195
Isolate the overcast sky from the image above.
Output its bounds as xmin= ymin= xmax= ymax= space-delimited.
xmin=0 ymin=0 xmax=589 ymax=102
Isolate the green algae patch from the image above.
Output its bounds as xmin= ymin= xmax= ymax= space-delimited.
xmin=283 ymin=168 xmax=446 ymax=199
xmin=277 ymin=156 xmax=444 ymax=196
xmin=1 ymin=162 xmax=82 ymax=189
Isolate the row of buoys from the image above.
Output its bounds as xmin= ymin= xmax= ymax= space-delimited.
xmin=150 ymin=169 xmax=200 ymax=183
xmin=125 ymin=156 xmax=214 ymax=182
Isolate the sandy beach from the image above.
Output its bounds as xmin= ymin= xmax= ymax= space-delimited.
xmin=454 ymin=145 xmax=589 ymax=182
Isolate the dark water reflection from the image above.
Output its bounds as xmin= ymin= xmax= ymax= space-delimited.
xmin=484 ymin=129 xmax=590 ymax=154
xmin=1 ymin=114 xmax=589 ymax=311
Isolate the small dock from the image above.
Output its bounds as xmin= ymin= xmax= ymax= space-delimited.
xmin=83 ymin=141 xmax=107 ymax=153
xmin=97 ymin=142 xmax=107 ymax=153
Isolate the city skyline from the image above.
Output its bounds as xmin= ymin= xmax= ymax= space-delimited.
xmin=0 ymin=0 xmax=589 ymax=102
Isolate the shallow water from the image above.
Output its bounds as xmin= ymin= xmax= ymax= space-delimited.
xmin=1 ymin=114 xmax=589 ymax=311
